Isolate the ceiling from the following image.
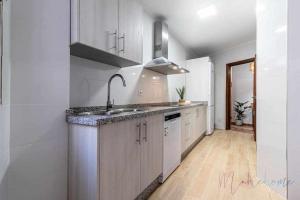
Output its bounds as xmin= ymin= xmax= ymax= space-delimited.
xmin=141 ymin=0 xmax=256 ymax=57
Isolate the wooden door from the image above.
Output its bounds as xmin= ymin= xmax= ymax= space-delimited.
xmin=140 ymin=115 xmax=163 ymax=191
xmin=253 ymin=57 xmax=257 ymax=141
xmin=118 ymin=0 xmax=143 ymax=63
xmin=77 ymin=0 xmax=119 ymax=54
xmin=99 ymin=119 xmax=141 ymax=200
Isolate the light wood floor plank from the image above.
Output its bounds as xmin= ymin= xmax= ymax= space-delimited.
xmin=149 ymin=130 xmax=284 ymax=200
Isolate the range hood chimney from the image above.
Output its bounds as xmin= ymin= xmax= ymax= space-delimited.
xmin=144 ymin=21 xmax=189 ymax=75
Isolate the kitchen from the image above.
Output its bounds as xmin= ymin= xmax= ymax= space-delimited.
xmin=0 ymin=0 xmax=300 ymax=200
xmin=67 ymin=1 xmax=215 ymax=199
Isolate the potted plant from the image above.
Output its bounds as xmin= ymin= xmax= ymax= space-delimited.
xmin=176 ymin=86 xmax=186 ymax=106
xmin=234 ymin=101 xmax=251 ymax=126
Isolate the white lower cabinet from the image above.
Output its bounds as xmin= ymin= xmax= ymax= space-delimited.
xmin=140 ymin=115 xmax=163 ymax=191
xmin=100 ymin=115 xmax=163 ymax=200
xmin=181 ymin=108 xmax=194 ymax=153
xmin=69 ymin=106 xmax=206 ymax=200
xmin=181 ymin=106 xmax=207 ymax=154
xmin=99 ymin=118 xmax=141 ymax=200
xmin=69 ymin=114 xmax=163 ymax=200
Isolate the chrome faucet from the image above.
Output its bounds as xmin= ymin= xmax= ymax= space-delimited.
xmin=106 ymin=74 xmax=126 ymax=111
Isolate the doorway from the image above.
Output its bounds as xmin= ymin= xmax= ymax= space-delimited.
xmin=226 ymin=57 xmax=256 ymax=141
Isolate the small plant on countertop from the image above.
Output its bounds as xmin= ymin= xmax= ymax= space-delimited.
xmin=176 ymin=86 xmax=186 ymax=105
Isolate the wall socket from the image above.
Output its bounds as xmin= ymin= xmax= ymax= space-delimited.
xmin=138 ymin=89 xmax=143 ymax=96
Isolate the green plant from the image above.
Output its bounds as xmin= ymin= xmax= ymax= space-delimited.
xmin=176 ymin=86 xmax=185 ymax=100
xmin=234 ymin=101 xmax=251 ymax=120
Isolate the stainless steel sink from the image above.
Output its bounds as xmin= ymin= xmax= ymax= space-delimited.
xmin=75 ymin=108 xmax=145 ymax=116
xmin=105 ymin=108 xmax=144 ymax=115
xmin=75 ymin=110 xmax=107 ymax=116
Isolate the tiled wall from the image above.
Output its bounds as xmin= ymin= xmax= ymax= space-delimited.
xmin=4 ymin=0 xmax=70 ymax=200
xmin=0 ymin=0 xmax=10 ymax=190
xmin=287 ymin=0 xmax=300 ymax=199
xmin=70 ymin=57 xmax=169 ymax=107
xmin=70 ymin=12 xmax=188 ymax=107
xmin=256 ymin=0 xmax=287 ymax=197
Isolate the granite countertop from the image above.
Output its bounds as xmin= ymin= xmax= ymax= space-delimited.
xmin=66 ymin=102 xmax=208 ymax=126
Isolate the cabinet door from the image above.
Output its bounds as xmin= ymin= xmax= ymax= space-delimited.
xmin=118 ymin=0 xmax=143 ymax=63
xmin=181 ymin=111 xmax=192 ymax=153
xmin=140 ymin=115 xmax=163 ymax=191
xmin=77 ymin=0 xmax=119 ymax=54
xmin=202 ymin=106 xmax=208 ymax=134
xmin=194 ymin=107 xmax=202 ymax=140
xmin=69 ymin=125 xmax=98 ymax=200
xmin=99 ymin=119 xmax=141 ymax=200
xmin=189 ymin=110 xmax=197 ymax=146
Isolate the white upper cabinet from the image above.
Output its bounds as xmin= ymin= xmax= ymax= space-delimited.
xmin=71 ymin=0 xmax=143 ymax=67
xmin=118 ymin=0 xmax=143 ymax=63
xmin=75 ymin=0 xmax=118 ymax=54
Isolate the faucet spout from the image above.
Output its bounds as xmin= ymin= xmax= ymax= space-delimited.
xmin=107 ymin=74 xmax=127 ymax=111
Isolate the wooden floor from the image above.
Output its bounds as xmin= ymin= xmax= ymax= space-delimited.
xmin=231 ymin=124 xmax=254 ymax=134
xmin=149 ymin=130 xmax=284 ymax=200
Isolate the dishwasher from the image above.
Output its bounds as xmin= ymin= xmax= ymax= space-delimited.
xmin=160 ymin=112 xmax=182 ymax=183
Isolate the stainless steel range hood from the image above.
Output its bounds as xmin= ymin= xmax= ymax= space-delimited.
xmin=144 ymin=22 xmax=189 ymax=75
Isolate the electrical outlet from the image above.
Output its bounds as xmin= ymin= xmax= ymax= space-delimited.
xmin=138 ymin=89 xmax=143 ymax=96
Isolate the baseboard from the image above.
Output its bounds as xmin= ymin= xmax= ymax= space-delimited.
xmin=181 ymin=132 xmax=206 ymax=161
xmin=136 ymin=175 xmax=161 ymax=200
xmin=231 ymin=122 xmax=253 ymax=127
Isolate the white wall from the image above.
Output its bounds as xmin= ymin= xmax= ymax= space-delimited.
xmin=231 ymin=64 xmax=253 ymax=124
xmin=211 ymin=40 xmax=256 ymax=129
xmin=3 ymin=0 xmax=70 ymax=200
xmin=70 ymin=12 xmax=188 ymax=107
xmin=287 ymin=0 xmax=300 ymax=199
xmin=0 ymin=0 xmax=11 ymax=197
xmin=256 ymin=0 xmax=287 ymax=197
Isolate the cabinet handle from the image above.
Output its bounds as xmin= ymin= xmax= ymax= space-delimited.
xmin=108 ymin=30 xmax=117 ymax=51
xmin=164 ymin=127 xmax=168 ymax=136
xmin=118 ymin=33 xmax=125 ymax=53
xmin=143 ymin=122 xmax=147 ymax=142
xmin=136 ymin=123 xmax=141 ymax=144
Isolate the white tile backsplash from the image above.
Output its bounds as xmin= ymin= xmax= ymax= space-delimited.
xmin=70 ymin=56 xmax=169 ymax=107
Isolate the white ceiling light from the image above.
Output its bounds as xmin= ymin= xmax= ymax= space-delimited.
xmin=197 ymin=5 xmax=217 ymax=19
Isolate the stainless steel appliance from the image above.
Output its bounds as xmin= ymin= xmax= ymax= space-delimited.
xmin=144 ymin=21 xmax=189 ymax=75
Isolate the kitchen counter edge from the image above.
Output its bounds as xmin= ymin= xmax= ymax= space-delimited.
xmin=66 ymin=102 xmax=208 ymax=127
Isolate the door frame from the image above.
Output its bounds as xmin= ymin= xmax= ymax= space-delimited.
xmin=226 ymin=57 xmax=256 ymax=140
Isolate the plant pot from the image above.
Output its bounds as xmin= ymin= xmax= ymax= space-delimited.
xmin=235 ymin=119 xmax=243 ymax=126
xmin=178 ymin=99 xmax=186 ymax=106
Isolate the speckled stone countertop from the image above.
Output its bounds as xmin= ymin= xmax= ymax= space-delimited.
xmin=66 ymin=102 xmax=208 ymax=126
